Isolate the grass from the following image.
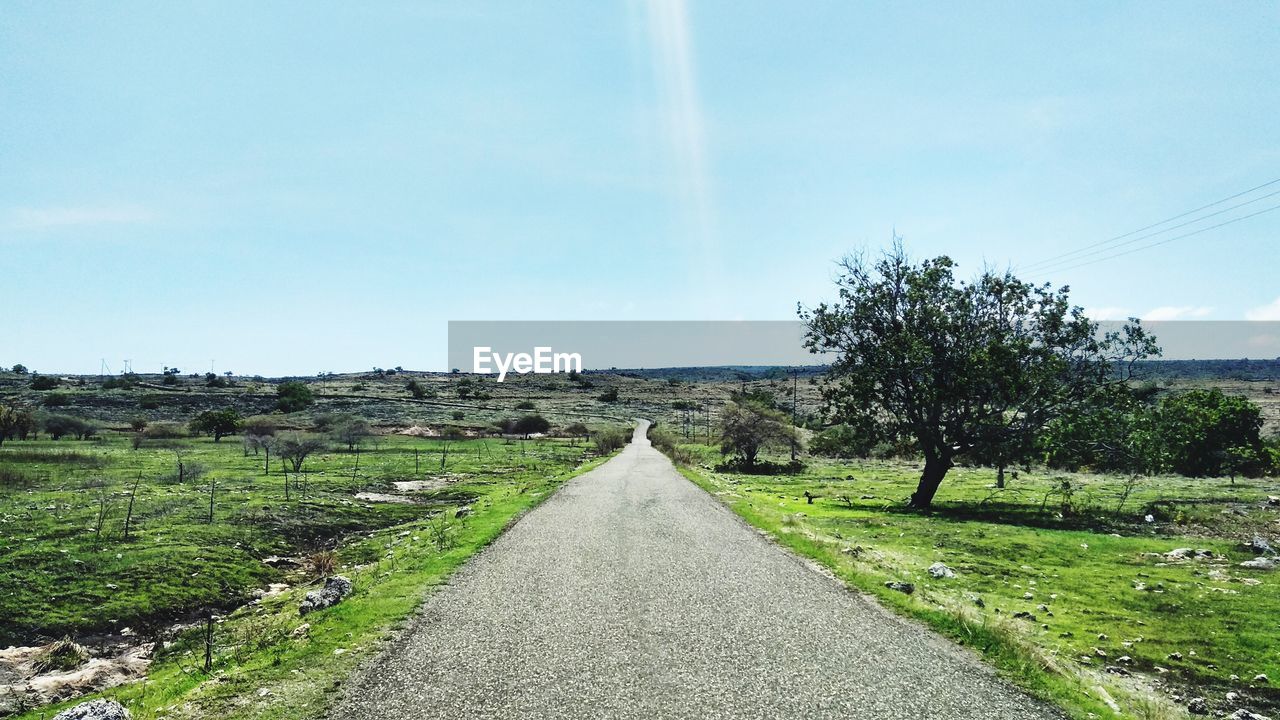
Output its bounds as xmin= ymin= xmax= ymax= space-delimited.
xmin=676 ymin=444 xmax=1280 ymax=720
xmin=1 ymin=430 xmax=616 ymax=719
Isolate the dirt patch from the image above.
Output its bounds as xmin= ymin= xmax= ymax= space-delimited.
xmin=0 ymin=640 xmax=151 ymax=714
xmin=398 ymin=426 xmax=439 ymax=438
xmin=354 ymin=492 xmax=418 ymax=504
xmin=391 ymin=478 xmax=452 ymax=492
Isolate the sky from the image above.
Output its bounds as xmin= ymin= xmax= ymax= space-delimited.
xmin=2 ymin=1 xmax=1278 ymax=375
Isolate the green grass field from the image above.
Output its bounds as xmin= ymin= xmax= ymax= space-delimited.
xmin=677 ymin=443 xmax=1280 ymax=719
xmin=0 ymin=430 xmax=615 ymax=718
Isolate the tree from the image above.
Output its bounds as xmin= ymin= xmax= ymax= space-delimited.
xmin=718 ymin=400 xmax=797 ymax=468
xmin=564 ymin=422 xmax=590 ymax=441
xmin=42 ymin=414 xmax=97 ymax=440
xmin=330 ymin=415 xmax=373 ymax=451
xmin=1154 ymin=388 xmax=1264 ymax=477
xmin=406 ymin=379 xmax=434 ymax=399
xmin=512 ymin=414 xmax=551 ymax=438
xmin=276 ymin=381 xmax=314 ymax=412
xmin=30 ymin=375 xmax=60 ymax=390
xmin=189 ymin=409 xmax=243 ymax=442
xmin=11 ymin=364 xmax=28 ymax=374
xmin=274 ymin=433 xmax=327 ymax=473
xmin=801 ymin=245 xmax=1156 ymax=509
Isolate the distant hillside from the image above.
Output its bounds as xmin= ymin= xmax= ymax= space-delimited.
xmin=1134 ymin=358 xmax=1280 ymax=382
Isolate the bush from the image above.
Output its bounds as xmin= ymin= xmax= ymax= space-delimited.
xmin=648 ymin=426 xmax=693 ymax=465
xmin=515 ymin=400 xmax=536 ymax=410
xmin=276 ymin=381 xmax=315 ymax=413
xmin=597 ymin=388 xmax=619 ymax=403
xmin=592 ymin=427 xmax=628 ymax=455
xmin=512 ymin=414 xmax=551 ymax=438
xmin=30 ymin=375 xmax=60 ymax=390
xmin=139 ymin=394 xmax=164 ymax=410
xmin=563 ymin=422 xmax=590 ymax=438
xmin=129 ymin=417 xmax=148 ymax=432
xmin=32 ymin=637 xmax=89 ymax=674
xmin=451 ymin=410 xmax=465 ymax=421
xmin=144 ymin=421 xmax=188 ymax=439
xmin=406 ymin=379 xmax=435 ymax=399
xmin=810 ymin=424 xmax=871 ymax=459
xmin=42 ymin=414 xmax=97 ymax=440
xmin=42 ymin=392 xmax=71 ymax=407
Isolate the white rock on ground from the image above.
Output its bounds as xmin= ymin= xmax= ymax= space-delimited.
xmin=52 ymin=699 xmax=130 ymax=720
xmin=299 ymin=575 xmax=353 ymax=615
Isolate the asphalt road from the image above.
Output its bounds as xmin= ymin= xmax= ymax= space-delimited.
xmin=332 ymin=421 xmax=1060 ymax=719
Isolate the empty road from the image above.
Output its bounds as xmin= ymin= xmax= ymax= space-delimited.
xmin=333 ymin=421 xmax=1058 ymax=719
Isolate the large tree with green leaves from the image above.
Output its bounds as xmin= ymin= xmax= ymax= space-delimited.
xmin=801 ymin=245 xmax=1157 ymax=509
xmin=1154 ymin=388 xmax=1264 ymax=477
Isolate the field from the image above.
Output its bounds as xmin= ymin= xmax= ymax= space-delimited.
xmin=1 ymin=363 xmax=1278 ymax=719
xmin=677 ymin=444 xmax=1280 ymax=719
xmin=0 ymin=424 xmax=617 ymax=718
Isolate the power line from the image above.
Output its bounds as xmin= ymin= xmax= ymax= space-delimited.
xmin=1034 ymin=202 xmax=1280 ymax=275
xmin=1019 ymin=175 xmax=1280 ymax=271
xmin=1024 ymin=186 xmax=1280 ymax=274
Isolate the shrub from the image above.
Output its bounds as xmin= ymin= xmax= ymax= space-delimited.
xmin=42 ymin=414 xmax=97 ymax=440
xmin=129 ymin=417 xmax=148 ymax=432
xmin=648 ymin=426 xmax=692 ymax=465
xmin=139 ymin=394 xmax=164 ymax=410
xmin=161 ymin=374 xmax=180 ymax=386
xmin=30 ymin=375 xmax=60 ymax=390
xmin=42 ymin=392 xmax=72 ymax=407
xmin=32 ymin=637 xmax=89 ymax=674
xmin=810 ymin=424 xmax=871 ymax=459
xmin=406 ymin=379 xmax=435 ymax=399
xmin=563 ymin=422 xmax=590 ymax=439
xmin=515 ymin=400 xmax=536 ymax=410
xmin=307 ymin=550 xmax=339 ymax=578
xmin=592 ymin=427 xmax=628 ymax=455
xmin=512 ymin=414 xmax=551 ymax=438
xmin=11 ymin=364 xmax=28 ymax=375
xmin=597 ymin=388 xmax=619 ymax=403
xmin=144 ymin=421 xmax=188 ymax=439
xmin=276 ymin=381 xmax=314 ymax=413
xmin=452 ymin=410 xmax=465 ymax=421
xmin=242 ymin=415 xmax=278 ymax=437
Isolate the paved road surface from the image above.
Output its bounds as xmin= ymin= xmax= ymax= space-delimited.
xmin=333 ymin=421 xmax=1059 ymax=719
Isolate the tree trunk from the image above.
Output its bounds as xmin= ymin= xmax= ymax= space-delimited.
xmin=908 ymin=456 xmax=951 ymax=509
xmin=996 ymin=464 xmax=1006 ymax=489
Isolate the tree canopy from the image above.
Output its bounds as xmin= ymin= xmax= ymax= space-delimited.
xmin=801 ymin=245 xmax=1158 ymax=508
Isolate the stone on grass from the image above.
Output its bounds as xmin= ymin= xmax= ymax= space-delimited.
xmin=1227 ymin=709 xmax=1271 ymax=720
xmin=927 ymin=562 xmax=955 ymax=579
xmin=1248 ymin=536 xmax=1275 ymax=556
xmin=299 ymin=575 xmax=353 ymax=615
xmin=1254 ymin=674 xmax=1270 ymax=684
xmin=884 ymin=581 xmax=914 ymax=595
xmin=1240 ymin=558 xmax=1277 ymax=571
xmin=1187 ymin=697 xmax=1209 ymax=715
xmin=52 ymin=700 xmax=130 ymax=720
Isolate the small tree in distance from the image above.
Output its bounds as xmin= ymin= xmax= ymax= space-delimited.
xmin=276 ymin=381 xmax=315 ymax=413
xmin=189 ymin=409 xmax=243 ymax=442
xmin=718 ymin=401 xmax=797 ymax=469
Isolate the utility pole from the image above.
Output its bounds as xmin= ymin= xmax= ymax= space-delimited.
xmin=790 ymin=370 xmax=799 ymax=461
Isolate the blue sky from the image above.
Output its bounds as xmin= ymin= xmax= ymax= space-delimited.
xmin=2 ymin=1 xmax=1278 ymax=375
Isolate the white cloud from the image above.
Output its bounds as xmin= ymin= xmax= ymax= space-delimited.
xmin=1142 ymin=305 xmax=1213 ymax=321
xmin=1245 ymin=297 xmax=1280 ymax=321
xmin=6 ymin=205 xmax=154 ymax=230
xmin=1083 ymin=306 xmax=1131 ymax=321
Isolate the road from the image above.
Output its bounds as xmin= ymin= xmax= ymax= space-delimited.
xmin=332 ymin=421 xmax=1059 ymax=719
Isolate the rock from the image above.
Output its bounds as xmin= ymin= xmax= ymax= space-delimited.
xmin=1022 ymin=592 xmax=1034 ymax=600
xmin=1226 ymin=692 xmax=1240 ymax=705
xmin=1011 ymin=611 xmax=1037 ymax=621
xmin=1166 ymin=547 xmax=1196 ymax=560
xmin=1093 ymin=647 xmax=1108 ymax=657
xmin=969 ymin=594 xmax=985 ymax=608
xmin=299 ymin=576 xmax=353 ymax=615
xmin=1240 ymin=558 xmax=1277 ymax=571
xmin=1227 ymin=710 xmax=1271 ymax=720
xmin=1168 ymin=652 xmax=1184 ymax=660
xmin=1104 ymin=665 xmax=1131 ymax=676
xmin=884 ymin=581 xmax=914 ymax=595
xmin=927 ymin=562 xmax=955 ymax=579
xmin=1267 ymin=496 xmax=1279 ymax=506
xmin=290 ymin=623 xmax=310 ymax=638
xmin=454 ymin=505 xmax=472 ymax=519
xmin=1254 ymin=674 xmax=1270 ymax=683
xmin=1116 ymin=655 xmax=1133 ymax=664
xmin=1248 ymin=536 xmax=1275 ymax=556
xmin=1187 ymin=696 xmax=1209 ymax=715
xmin=52 ymin=700 xmax=131 ymax=720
